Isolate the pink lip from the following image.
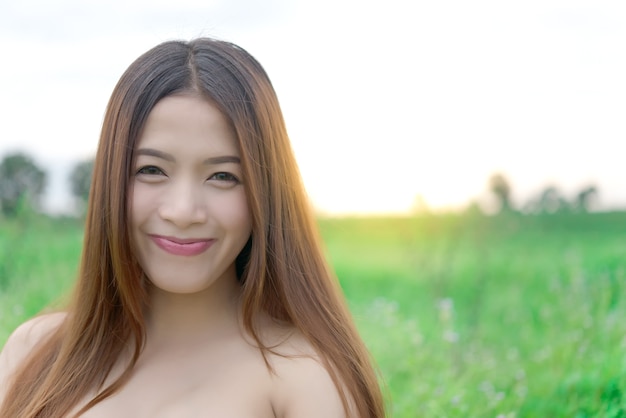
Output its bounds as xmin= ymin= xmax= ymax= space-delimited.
xmin=150 ymin=235 xmax=214 ymax=256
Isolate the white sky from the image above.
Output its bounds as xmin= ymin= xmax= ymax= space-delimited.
xmin=0 ymin=0 xmax=625 ymax=215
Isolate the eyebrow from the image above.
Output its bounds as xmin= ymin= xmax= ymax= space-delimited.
xmin=135 ymin=148 xmax=241 ymax=165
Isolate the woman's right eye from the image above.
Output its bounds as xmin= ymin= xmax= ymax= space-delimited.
xmin=136 ymin=165 xmax=164 ymax=176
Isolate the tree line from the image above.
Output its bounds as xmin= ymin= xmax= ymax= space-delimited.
xmin=488 ymin=173 xmax=598 ymax=214
xmin=0 ymin=152 xmax=92 ymax=217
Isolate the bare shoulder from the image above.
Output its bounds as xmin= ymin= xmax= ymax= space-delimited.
xmin=0 ymin=312 xmax=66 ymax=386
xmin=267 ymin=329 xmax=349 ymax=418
xmin=2 ymin=312 xmax=66 ymax=352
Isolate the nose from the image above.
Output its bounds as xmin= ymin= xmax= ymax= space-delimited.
xmin=158 ymin=180 xmax=207 ymax=228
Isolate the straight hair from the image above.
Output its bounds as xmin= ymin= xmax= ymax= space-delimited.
xmin=0 ymin=38 xmax=385 ymax=417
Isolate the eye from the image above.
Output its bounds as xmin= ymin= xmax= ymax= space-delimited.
xmin=210 ymin=172 xmax=239 ymax=183
xmin=136 ymin=165 xmax=165 ymax=176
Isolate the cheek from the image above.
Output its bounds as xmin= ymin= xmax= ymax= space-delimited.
xmin=130 ymin=183 xmax=157 ymax=224
xmin=129 ymin=186 xmax=159 ymax=267
xmin=216 ymin=192 xmax=252 ymax=236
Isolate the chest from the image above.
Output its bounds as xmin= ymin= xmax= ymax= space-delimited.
xmin=75 ymin=344 xmax=275 ymax=418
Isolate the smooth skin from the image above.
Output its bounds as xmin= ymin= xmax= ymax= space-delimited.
xmin=0 ymin=95 xmax=348 ymax=417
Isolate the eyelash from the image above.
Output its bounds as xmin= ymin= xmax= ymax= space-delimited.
xmin=210 ymin=172 xmax=239 ymax=183
xmin=136 ymin=165 xmax=164 ymax=176
xmin=135 ymin=166 xmax=240 ymax=184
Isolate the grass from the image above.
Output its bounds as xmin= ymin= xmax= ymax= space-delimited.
xmin=0 ymin=215 xmax=81 ymax=342
xmin=318 ymin=212 xmax=626 ymax=417
xmin=2 ymin=211 xmax=626 ymax=417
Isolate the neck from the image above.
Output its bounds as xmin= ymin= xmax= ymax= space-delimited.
xmin=144 ymin=274 xmax=242 ymax=349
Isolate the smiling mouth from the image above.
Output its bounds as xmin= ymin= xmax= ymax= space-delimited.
xmin=149 ymin=235 xmax=214 ymax=256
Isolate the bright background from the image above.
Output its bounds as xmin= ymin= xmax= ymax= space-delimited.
xmin=0 ymin=0 xmax=625 ymax=215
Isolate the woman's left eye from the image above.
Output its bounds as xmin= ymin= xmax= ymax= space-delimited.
xmin=210 ymin=172 xmax=239 ymax=183
xmin=136 ymin=165 xmax=165 ymax=176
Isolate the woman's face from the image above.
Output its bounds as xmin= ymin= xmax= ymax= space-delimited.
xmin=130 ymin=94 xmax=251 ymax=295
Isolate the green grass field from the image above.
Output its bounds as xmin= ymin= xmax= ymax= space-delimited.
xmin=1 ymin=212 xmax=626 ymax=417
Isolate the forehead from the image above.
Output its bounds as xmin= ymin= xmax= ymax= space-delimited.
xmin=136 ymin=94 xmax=239 ymax=156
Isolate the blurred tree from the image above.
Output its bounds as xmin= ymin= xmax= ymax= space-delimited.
xmin=538 ymin=186 xmax=568 ymax=213
xmin=0 ymin=152 xmax=46 ymax=217
xmin=69 ymin=158 xmax=94 ymax=214
xmin=488 ymin=173 xmax=513 ymax=213
xmin=524 ymin=185 xmax=580 ymax=214
xmin=575 ymin=185 xmax=598 ymax=212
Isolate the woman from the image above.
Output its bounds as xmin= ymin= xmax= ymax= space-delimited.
xmin=0 ymin=38 xmax=385 ymax=417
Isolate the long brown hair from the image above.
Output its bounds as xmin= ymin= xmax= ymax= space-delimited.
xmin=1 ymin=38 xmax=385 ymax=417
